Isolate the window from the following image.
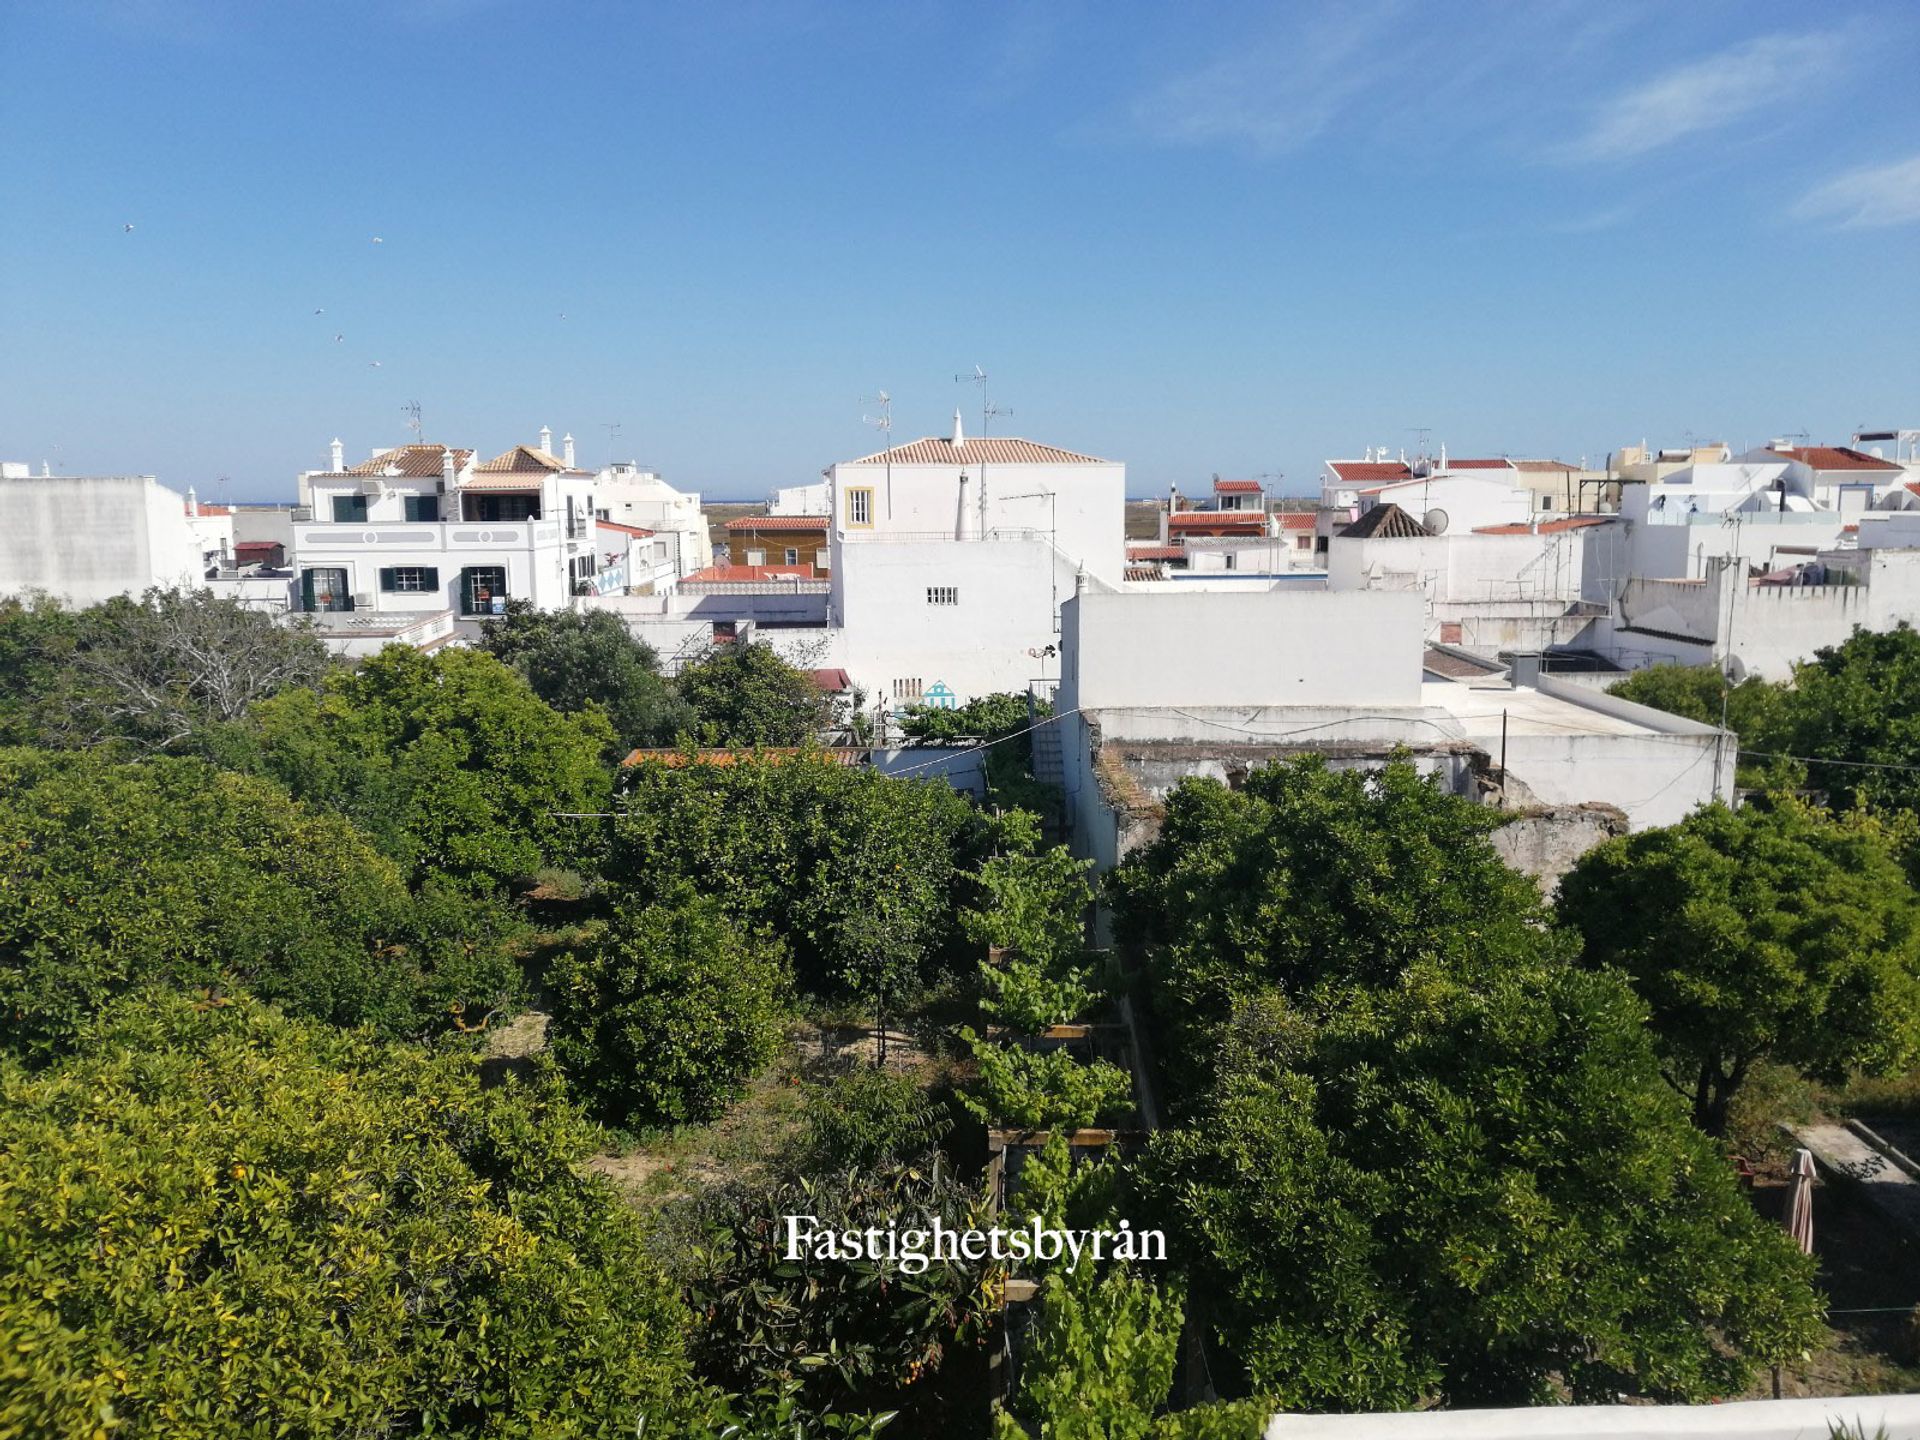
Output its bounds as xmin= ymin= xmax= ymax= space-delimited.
xmin=744 ymin=548 xmax=767 ymax=566
xmin=379 ymin=565 xmax=439 ymax=594
xmin=892 ymin=678 xmax=923 ymax=703
xmin=331 ymin=495 xmax=368 ymax=522
xmin=847 ymin=487 xmax=874 ymax=527
xmin=301 ymin=567 xmax=350 ymax=612
xmin=404 ymin=495 xmax=439 ymax=522
xmin=1294 ymin=533 xmax=1312 ymax=550
xmin=784 ymin=548 xmax=799 ymax=565
xmin=569 ymin=556 xmax=598 ymax=592
xmin=460 ymin=565 xmax=508 ymax=616
xmin=926 ymin=586 xmax=959 ymax=606
xmin=467 ymin=494 xmax=539 ymax=522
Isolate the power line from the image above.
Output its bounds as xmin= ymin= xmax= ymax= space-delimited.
xmin=1737 ymin=748 xmax=1920 ymax=777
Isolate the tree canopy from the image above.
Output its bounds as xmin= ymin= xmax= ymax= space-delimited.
xmin=478 ymin=600 xmax=692 ymax=756
xmin=241 ymin=647 xmax=614 ymax=892
xmin=546 ymin=888 xmax=789 ymax=1128
xmin=0 ymin=991 xmax=721 ymax=1438
xmin=1765 ymin=623 xmax=1920 ymax=813
xmin=674 ymin=641 xmax=833 ymax=746
xmin=1137 ymin=974 xmax=1823 ymax=1410
xmin=1557 ymin=799 xmax=1920 ymax=1134
xmin=0 ymin=747 xmax=518 ymax=1059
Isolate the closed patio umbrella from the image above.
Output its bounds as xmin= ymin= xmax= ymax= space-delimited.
xmin=1787 ymin=1148 xmax=1816 ymax=1255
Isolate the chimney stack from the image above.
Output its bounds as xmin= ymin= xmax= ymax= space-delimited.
xmin=442 ymin=448 xmax=457 ymax=486
xmin=330 ymin=438 xmax=345 ymax=473
xmin=951 ymin=409 xmax=965 ymax=448
xmin=539 ymin=425 xmax=553 ymax=456
xmin=187 ymin=486 xmax=199 ymax=517
xmin=563 ymin=433 xmax=575 ymax=467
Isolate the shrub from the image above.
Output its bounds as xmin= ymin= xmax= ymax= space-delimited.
xmin=799 ymin=1065 xmax=952 ymax=1172
xmin=980 ymin=954 xmax=1105 ymax=1032
xmin=675 ymin=641 xmax=833 ymax=746
xmin=962 ymin=1034 xmax=1134 ymax=1130
xmin=0 ymin=991 xmax=721 ymax=1438
xmin=546 ymin=889 xmax=789 ymax=1128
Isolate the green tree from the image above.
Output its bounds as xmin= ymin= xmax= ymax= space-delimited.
xmin=1557 ymin=800 xmax=1920 ymax=1135
xmin=675 ymin=641 xmax=833 ymax=746
xmin=608 ymin=755 xmax=990 ymax=1000
xmin=478 ymin=600 xmax=692 ymax=755
xmin=0 ymin=990 xmax=721 ymax=1438
xmin=546 ymin=889 xmax=789 ymax=1128
xmin=1136 ymin=974 xmax=1823 ymax=1410
xmin=963 ymin=846 xmax=1094 ymax=966
xmin=0 ymin=588 xmax=329 ymax=754
xmin=960 ymin=1033 xmax=1134 ymax=1130
xmin=1108 ymin=756 xmax=1558 ymax=1094
xmin=900 ymin=691 xmax=1034 ymax=744
xmin=1769 ymin=624 xmax=1920 ymax=813
xmin=0 ymin=747 xmax=518 ymax=1059
xmin=994 ymin=1265 xmax=1185 ymax=1440
xmin=795 ymin=1064 xmax=952 ymax=1173
xmin=242 ymin=646 xmax=614 ymax=892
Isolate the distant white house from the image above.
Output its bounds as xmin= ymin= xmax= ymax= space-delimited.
xmin=594 ymin=461 xmax=712 ymax=579
xmin=291 ymin=430 xmax=608 ymax=636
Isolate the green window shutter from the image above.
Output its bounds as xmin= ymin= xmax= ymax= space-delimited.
xmin=420 ymin=567 xmax=439 ymax=590
xmin=300 ymin=570 xmax=316 ymax=611
xmin=378 ymin=567 xmax=397 ymax=592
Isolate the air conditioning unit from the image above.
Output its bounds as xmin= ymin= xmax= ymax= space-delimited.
xmin=359 ymin=479 xmax=384 ymax=495
xmin=351 ymin=592 xmax=374 ymax=610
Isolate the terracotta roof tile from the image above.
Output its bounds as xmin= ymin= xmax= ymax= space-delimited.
xmin=596 ymin=520 xmax=656 ymax=537
xmin=682 ymin=563 xmax=817 ymax=582
xmin=1339 ymin=503 xmax=1430 ymax=539
xmin=723 ymin=514 xmax=830 ymax=530
xmin=1275 ymin=512 xmax=1317 ymax=530
xmin=1326 ymin=460 xmax=1413 ymax=483
xmin=1445 ymin=458 xmax=1513 ymax=470
xmin=475 ymin=445 xmax=573 ymax=474
xmin=1513 ymin=459 xmax=1580 ymax=473
xmin=346 ymin=444 xmax=473 ymax=478
xmin=1127 ymin=544 xmax=1185 ymax=560
xmin=843 ymin=436 xmax=1110 ymax=465
xmin=1774 ymin=445 xmax=1902 ymax=472
xmin=1471 ymin=516 xmax=1614 ymax=535
xmin=1168 ymin=512 xmax=1265 ymax=533
xmin=1124 ymin=565 xmax=1162 ymax=581
xmin=1213 ymin=479 xmax=1262 ymax=494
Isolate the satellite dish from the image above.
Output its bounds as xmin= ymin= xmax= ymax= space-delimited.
xmin=1722 ymin=655 xmax=1748 ymax=683
xmin=1423 ymin=508 xmax=1450 ymax=535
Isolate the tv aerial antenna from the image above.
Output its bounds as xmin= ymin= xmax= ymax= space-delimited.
xmin=403 ymin=401 xmax=423 ymax=442
xmin=603 ymin=421 xmax=623 ymax=466
xmin=1406 ymin=427 xmax=1431 ymax=465
xmin=861 ymin=389 xmax=895 ymax=517
xmin=955 ymin=365 xmax=1012 ymax=434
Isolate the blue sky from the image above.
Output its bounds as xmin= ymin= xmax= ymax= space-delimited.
xmin=2 ymin=1 xmax=1917 ymax=500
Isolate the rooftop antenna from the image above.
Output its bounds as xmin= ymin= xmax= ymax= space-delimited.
xmin=861 ymin=389 xmax=894 ymax=518
xmin=955 ymin=365 xmax=1000 ymax=435
xmin=1407 ymin=427 xmax=1431 ymax=470
xmin=403 ymin=401 xmax=423 ymax=443
xmin=602 ymin=421 xmax=623 ymax=467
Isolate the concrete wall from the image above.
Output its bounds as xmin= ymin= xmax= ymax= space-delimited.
xmin=1262 ymin=1393 xmax=1920 ymax=1439
xmin=0 ymin=474 xmax=205 ymax=605
xmin=1060 ymin=588 xmax=1426 ymax=713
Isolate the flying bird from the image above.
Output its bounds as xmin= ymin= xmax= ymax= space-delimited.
xmin=333 ymin=333 xmax=345 ymax=343
xmin=368 ymin=361 xmax=383 ymax=368
xmin=371 ymin=236 xmax=384 ymax=244
xmin=123 ymin=223 xmax=135 ymax=233
xmin=313 ymin=307 xmax=325 ymax=315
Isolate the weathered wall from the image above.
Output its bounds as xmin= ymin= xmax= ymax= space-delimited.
xmin=0 ymin=474 xmax=204 ymax=605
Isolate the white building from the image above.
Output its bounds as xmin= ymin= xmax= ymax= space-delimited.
xmin=1051 ymin=582 xmax=1733 ymax=908
xmin=291 ymin=433 xmax=608 ymax=635
xmin=1736 ymin=442 xmax=1908 ymax=516
xmin=594 ymin=461 xmax=712 ymax=579
xmin=768 ymin=480 xmax=830 ymax=515
xmin=0 ymin=465 xmax=221 ymax=606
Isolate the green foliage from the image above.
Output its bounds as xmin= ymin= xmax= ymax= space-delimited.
xmin=1769 ymin=624 xmax=1920 ymax=813
xmin=900 ymin=691 xmax=1034 ymax=744
xmin=0 ymin=589 xmax=329 ymax=755
xmin=547 ymin=888 xmax=788 ymax=1128
xmin=1109 ymin=755 xmax=1558 ymax=1094
xmin=1605 ymin=663 xmax=1792 ymax=789
xmin=608 ymin=756 xmax=990 ymax=1001
xmin=0 ymin=990 xmax=721 ymax=1438
xmin=1136 ymin=974 xmax=1824 ymax=1410
xmin=962 ymin=1033 xmax=1134 ymax=1130
xmin=996 ymin=1264 xmax=1185 ymax=1440
xmin=963 ymin=846 xmax=1094 ymax=966
xmin=676 ymin=641 xmax=834 ymax=746
xmin=798 ymin=1065 xmax=953 ymax=1173
xmin=1009 ymin=1133 xmax=1122 ymax=1241
xmin=980 ymin=954 xmax=1106 ymax=1032
xmin=242 ymin=646 xmax=614 ymax=892
xmin=478 ymin=600 xmax=693 ymax=754
xmin=1557 ymin=799 xmax=1920 ymax=1134
xmin=0 ymin=747 xmax=518 ymax=1059
xmin=682 ymin=1158 xmax=997 ymax=1412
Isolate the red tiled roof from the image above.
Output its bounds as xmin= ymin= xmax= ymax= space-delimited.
xmin=1773 ymin=445 xmax=1901 ymax=472
xmin=1906 ymin=481 xmax=1920 ymax=497
xmin=346 ymin=444 xmax=474 ymax=478
xmin=1275 ymin=512 xmax=1317 ymax=530
xmin=682 ymin=563 xmax=816 ymax=583
xmin=1446 ymin=458 xmax=1513 ymax=470
xmin=1127 ymin=544 xmax=1185 ymax=560
xmin=475 ymin=445 xmax=572 ymax=475
xmin=186 ymin=503 xmax=234 ymax=516
xmin=843 ymin=436 xmax=1109 ymax=465
xmin=1124 ymin=566 xmax=1161 ymax=582
xmin=809 ymin=668 xmax=853 ymax=692
xmin=596 ymin=520 xmax=656 ymax=537
xmin=1213 ymin=479 xmax=1262 ymax=494
xmin=1326 ymin=460 xmax=1413 ymax=483
xmin=1513 ymin=459 xmax=1580 ymax=473
xmin=233 ymin=540 xmax=281 ymax=558
xmin=723 ymin=513 xmax=830 ymax=530
xmin=1471 ymin=516 xmax=1614 ymax=535
xmin=1168 ymin=513 xmax=1265 ymax=533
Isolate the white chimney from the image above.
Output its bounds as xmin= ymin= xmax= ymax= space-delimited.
xmin=951 ymin=409 xmax=965 ymax=448
xmin=539 ymin=425 xmax=553 ymax=455
xmin=1438 ymin=442 xmax=1448 ymax=470
xmin=187 ymin=486 xmax=199 ymax=516
xmin=330 ymin=438 xmax=345 ymax=473
xmin=563 ymin=432 xmax=575 ymax=468
xmin=442 ymin=447 xmax=456 ymax=486
xmin=957 ymin=472 xmax=979 ymax=540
